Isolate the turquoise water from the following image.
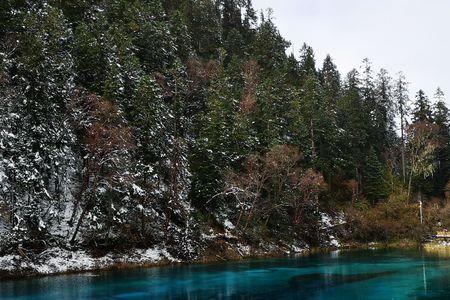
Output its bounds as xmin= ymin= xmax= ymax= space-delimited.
xmin=2 ymin=249 xmax=450 ymax=299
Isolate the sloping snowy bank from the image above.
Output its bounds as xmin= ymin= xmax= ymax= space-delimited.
xmin=0 ymin=247 xmax=178 ymax=278
xmin=0 ymin=212 xmax=344 ymax=279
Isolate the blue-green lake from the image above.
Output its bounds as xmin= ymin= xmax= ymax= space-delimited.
xmin=2 ymin=249 xmax=450 ymax=299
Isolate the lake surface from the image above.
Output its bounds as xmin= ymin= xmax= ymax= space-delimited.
xmin=2 ymin=249 xmax=450 ymax=299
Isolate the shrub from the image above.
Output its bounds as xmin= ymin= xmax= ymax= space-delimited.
xmin=346 ymin=191 xmax=424 ymax=243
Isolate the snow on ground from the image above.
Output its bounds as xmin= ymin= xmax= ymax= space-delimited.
xmin=201 ymin=231 xmax=219 ymax=240
xmin=0 ymin=255 xmax=20 ymax=272
xmin=291 ymin=245 xmax=307 ymax=253
xmin=0 ymin=246 xmax=177 ymax=276
xmin=321 ymin=212 xmax=346 ymax=228
xmin=321 ymin=213 xmax=333 ymax=229
xmin=223 ymin=219 xmax=235 ymax=230
xmin=236 ymin=244 xmax=251 ymax=256
xmin=129 ymin=248 xmax=179 ymax=264
xmin=328 ymin=235 xmax=340 ymax=247
xmin=0 ymin=211 xmax=346 ymax=277
xmin=320 ymin=212 xmax=345 ymax=248
xmin=201 ymin=228 xmax=238 ymax=241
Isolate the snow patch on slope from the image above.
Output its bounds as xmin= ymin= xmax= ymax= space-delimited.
xmin=0 ymin=247 xmax=177 ymax=276
xmin=320 ymin=212 xmax=346 ymax=248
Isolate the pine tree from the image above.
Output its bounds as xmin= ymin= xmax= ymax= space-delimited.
xmin=73 ymin=22 xmax=106 ymax=92
xmin=318 ymin=55 xmax=343 ymax=181
xmin=364 ymin=147 xmax=387 ymax=203
xmin=320 ymin=55 xmax=341 ymax=109
xmin=283 ymin=53 xmax=301 ymax=87
xmin=190 ymin=63 xmax=238 ymax=208
xmin=134 ymin=1 xmax=176 ymax=72
xmin=170 ymin=10 xmax=193 ymax=61
xmin=252 ymin=12 xmax=290 ymax=74
xmin=337 ymin=70 xmax=368 ymax=184
xmin=231 ymin=59 xmax=259 ymax=158
xmin=296 ymin=45 xmax=320 ymax=164
xmin=221 ymin=0 xmax=243 ymax=37
xmin=185 ymin=0 xmax=222 ymax=58
xmin=408 ymin=91 xmax=437 ymax=197
xmin=412 ymin=90 xmax=433 ymax=123
xmin=360 ymin=59 xmax=379 ymax=152
xmin=433 ymin=88 xmax=450 ymax=196
xmin=256 ymin=75 xmax=292 ymax=149
xmin=374 ymin=68 xmax=395 ymax=151
xmin=394 ymin=72 xmax=410 ymax=182
xmin=299 ymin=44 xmax=317 ymax=85
xmin=103 ymin=26 xmax=142 ymax=109
xmin=131 ymin=75 xmax=170 ymax=171
xmin=299 ymin=74 xmax=322 ymax=164
xmin=242 ymin=0 xmax=257 ymax=46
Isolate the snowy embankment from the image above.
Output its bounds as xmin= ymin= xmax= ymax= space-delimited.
xmin=0 ymin=212 xmax=345 ymax=279
xmin=199 ymin=211 xmax=345 ymax=262
xmin=0 ymin=247 xmax=178 ymax=278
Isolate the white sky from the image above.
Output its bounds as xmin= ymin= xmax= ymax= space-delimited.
xmin=252 ymin=0 xmax=449 ymax=105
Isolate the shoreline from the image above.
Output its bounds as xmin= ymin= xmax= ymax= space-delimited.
xmin=0 ymin=246 xmax=310 ymax=282
xmin=0 ymin=240 xmax=425 ymax=282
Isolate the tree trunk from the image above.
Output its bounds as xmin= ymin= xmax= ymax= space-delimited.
xmin=407 ymin=170 xmax=413 ymax=201
xmin=401 ymin=112 xmax=406 ymax=183
xmin=70 ymin=207 xmax=87 ymax=245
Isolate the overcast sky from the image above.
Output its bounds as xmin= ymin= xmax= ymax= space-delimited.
xmin=252 ymin=0 xmax=449 ymax=105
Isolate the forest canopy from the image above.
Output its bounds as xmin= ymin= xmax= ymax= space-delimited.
xmin=0 ymin=0 xmax=449 ymax=257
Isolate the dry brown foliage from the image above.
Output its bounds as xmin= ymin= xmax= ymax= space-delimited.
xmin=223 ymin=145 xmax=326 ymax=230
xmin=186 ymin=57 xmax=220 ymax=89
xmin=239 ymin=60 xmax=260 ymax=115
xmin=343 ymin=179 xmax=359 ymax=208
xmin=67 ymin=90 xmax=136 ymax=243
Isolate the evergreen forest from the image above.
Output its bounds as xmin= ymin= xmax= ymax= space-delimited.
xmin=1 ymin=0 xmax=450 ymax=261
